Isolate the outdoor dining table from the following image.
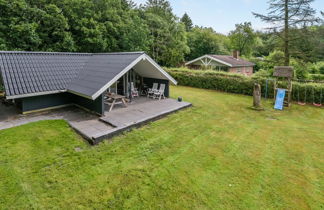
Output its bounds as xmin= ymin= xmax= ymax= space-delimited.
xmin=105 ymin=94 xmax=128 ymax=112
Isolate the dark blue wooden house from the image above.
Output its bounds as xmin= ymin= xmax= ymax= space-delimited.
xmin=0 ymin=51 xmax=177 ymax=115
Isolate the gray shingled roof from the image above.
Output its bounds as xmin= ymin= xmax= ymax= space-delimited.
xmin=68 ymin=53 xmax=143 ymax=98
xmin=0 ymin=52 xmax=89 ymax=97
xmin=208 ymin=55 xmax=255 ymax=67
xmin=0 ymin=51 xmax=157 ymax=99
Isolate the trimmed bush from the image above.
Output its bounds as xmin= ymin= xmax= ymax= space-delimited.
xmin=167 ymin=68 xmax=324 ymax=104
xmin=309 ymin=74 xmax=324 ymax=82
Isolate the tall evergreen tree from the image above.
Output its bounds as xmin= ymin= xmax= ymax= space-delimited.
xmin=181 ymin=13 xmax=193 ymax=32
xmin=253 ymin=0 xmax=320 ymax=65
xmin=143 ymin=0 xmax=189 ymax=66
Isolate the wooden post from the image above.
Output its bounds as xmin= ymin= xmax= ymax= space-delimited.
xmin=253 ymin=83 xmax=263 ymax=110
xmin=273 ymin=79 xmax=277 ymax=104
xmin=287 ymin=78 xmax=292 ymax=107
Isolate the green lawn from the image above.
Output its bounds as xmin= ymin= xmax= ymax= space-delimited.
xmin=0 ymin=86 xmax=323 ymax=209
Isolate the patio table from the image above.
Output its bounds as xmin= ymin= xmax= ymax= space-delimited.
xmin=105 ymin=94 xmax=128 ymax=112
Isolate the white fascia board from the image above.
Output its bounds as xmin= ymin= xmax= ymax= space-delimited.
xmin=185 ymin=55 xmax=233 ymax=67
xmin=6 ymin=90 xmax=66 ymax=100
xmin=185 ymin=55 xmax=209 ymax=65
xmin=206 ymin=55 xmax=232 ymax=67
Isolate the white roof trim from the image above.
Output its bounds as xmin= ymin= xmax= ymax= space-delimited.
xmin=185 ymin=55 xmax=207 ymax=65
xmin=185 ymin=55 xmax=233 ymax=67
xmin=90 ymin=54 xmax=177 ymax=100
xmin=144 ymin=55 xmax=178 ymax=85
xmin=6 ymin=90 xmax=65 ymax=100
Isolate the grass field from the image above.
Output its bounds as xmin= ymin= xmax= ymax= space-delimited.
xmin=0 ymin=86 xmax=323 ymax=209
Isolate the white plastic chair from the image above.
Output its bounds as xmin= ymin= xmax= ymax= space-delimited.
xmin=153 ymin=84 xmax=166 ymax=100
xmin=130 ymin=82 xmax=139 ymax=97
xmin=147 ymin=83 xmax=159 ymax=98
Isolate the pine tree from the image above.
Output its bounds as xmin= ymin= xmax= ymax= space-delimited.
xmin=144 ymin=0 xmax=189 ymax=66
xmin=253 ymin=0 xmax=320 ymax=65
xmin=181 ymin=13 xmax=193 ymax=32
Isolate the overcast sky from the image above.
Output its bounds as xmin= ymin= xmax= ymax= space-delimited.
xmin=132 ymin=0 xmax=324 ymax=34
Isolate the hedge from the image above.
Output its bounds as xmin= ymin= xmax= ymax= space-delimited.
xmin=309 ymin=74 xmax=324 ymax=82
xmin=167 ymin=69 xmax=324 ymax=104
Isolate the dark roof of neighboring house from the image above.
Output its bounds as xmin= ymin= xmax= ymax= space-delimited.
xmin=0 ymin=51 xmax=175 ymax=100
xmin=208 ymin=55 xmax=255 ymax=67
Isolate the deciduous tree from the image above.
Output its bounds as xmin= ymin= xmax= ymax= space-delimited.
xmin=186 ymin=27 xmax=229 ymax=60
xmin=229 ymin=22 xmax=256 ymax=56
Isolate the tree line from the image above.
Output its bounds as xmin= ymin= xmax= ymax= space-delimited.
xmin=0 ymin=0 xmax=189 ymax=66
xmin=0 ymin=0 xmax=323 ymax=74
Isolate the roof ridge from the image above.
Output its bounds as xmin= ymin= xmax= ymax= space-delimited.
xmin=207 ymin=54 xmax=255 ymax=67
xmin=94 ymin=51 xmax=145 ymax=55
xmin=208 ymin=54 xmax=231 ymax=57
xmin=210 ymin=54 xmax=249 ymax=59
xmin=0 ymin=51 xmax=91 ymax=56
xmin=0 ymin=51 xmax=145 ymax=55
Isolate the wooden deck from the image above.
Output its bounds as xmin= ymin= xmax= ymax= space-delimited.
xmin=91 ymin=98 xmax=191 ymax=144
xmin=0 ymin=97 xmax=191 ymax=145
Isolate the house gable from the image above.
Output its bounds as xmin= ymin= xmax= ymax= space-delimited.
xmin=186 ymin=54 xmax=255 ymax=68
xmin=185 ymin=55 xmax=233 ymax=67
xmin=68 ymin=53 xmax=177 ymax=100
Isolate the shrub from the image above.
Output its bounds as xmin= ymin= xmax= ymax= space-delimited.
xmin=312 ymin=62 xmax=324 ymax=74
xmin=309 ymin=74 xmax=324 ymax=81
xmin=246 ymin=57 xmax=263 ymax=72
xmin=266 ymin=50 xmax=285 ymax=66
xmin=167 ymin=68 xmax=324 ymax=104
xmin=252 ymin=69 xmax=272 ymax=78
xmin=248 ymin=53 xmax=321 ymax=79
xmin=292 ymin=82 xmax=324 ymax=104
xmin=290 ymin=59 xmax=310 ymax=80
xmin=164 ymin=67 xmax=247 ymax=79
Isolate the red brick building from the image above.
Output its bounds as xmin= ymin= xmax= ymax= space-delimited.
xmin=185 ymin=51 xmax=255 ymax=76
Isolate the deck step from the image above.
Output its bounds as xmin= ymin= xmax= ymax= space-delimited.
xmin=99 ymin=118 xmax=124 ymax=128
